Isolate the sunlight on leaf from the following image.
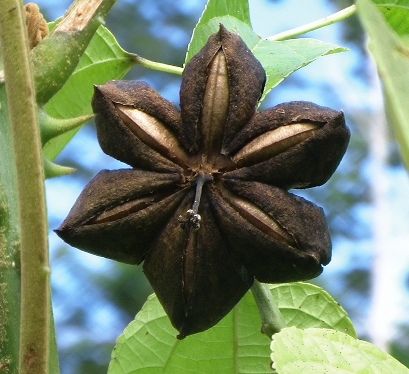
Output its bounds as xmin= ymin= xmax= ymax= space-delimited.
xmin=271 ymin=327 xmax=409 ymax=373
xmin=270 ymin=283 xmax=356 ymax=336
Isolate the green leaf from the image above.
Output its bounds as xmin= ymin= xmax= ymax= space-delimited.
xmin=373 ymin=0 xmax=409 ymax=36
xmin=270 ymin=283 xmax=356 ymax=337
xmin=187 ymin=16 xmax=258 ymax=62
xmin=358 ymin=0 xmax=409 ymax=169
xmin=199 ymin=0 xmax=251 ymax=25
xmin=271 ymin=327 xmax=409 ymax=373
xmin=253 ymin=38 xmax=345 ymax=101
xmin=42 ymin=25 xmax=135 ymax=161
xmin=185 ymin=0 xmax=251 ymax=62
xmin=109 ymin=292 xmax=271 ymax=374
xmin=108 ymin=283 xmax=354 ymax=373
xmin=186 ymin=15 xmax=345 ymax=102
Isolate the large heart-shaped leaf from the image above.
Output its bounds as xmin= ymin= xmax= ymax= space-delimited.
xmin=108 ymin=283 xmax=355 ymax=373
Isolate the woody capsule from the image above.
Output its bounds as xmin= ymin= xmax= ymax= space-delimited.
xmin=56 ymin=25 xmax=350 ymax=338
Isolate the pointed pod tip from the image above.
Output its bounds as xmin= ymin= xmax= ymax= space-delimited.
xmin=93 ymin=83 xmax=108 ymax=94
xmin=218 ymin=23 xmax=227 ymax=33
xmin=54 ymin=225 xmax=78 ymax=247
xmin=53 ymin=227 xmax=66 ymax=241
xmin=53 ymin=226 xmax=67 ymax=238
xmin=92 ymin=83 xmax=116 ymax=110
xmin=218 ymin=23 xmax=235 ymax=41
xmin=93 ymin=80 xmax=121 ymax=94
xmin=54 ymin=228 xmax=61 ymax=235
xmin=93 ymin=85 xmax=106 ymax=104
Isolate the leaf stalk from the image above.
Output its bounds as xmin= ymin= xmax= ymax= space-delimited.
xmin=131 ymin=54 xmax=183 ymax=75
xmin=251 ymin=280 xmax=286 ymax=338
xmin=268 ymin=5 xmax=357 ymax=41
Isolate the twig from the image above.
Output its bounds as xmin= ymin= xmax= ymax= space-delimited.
xmin=268 ymin=5 xmax=356 ymax=41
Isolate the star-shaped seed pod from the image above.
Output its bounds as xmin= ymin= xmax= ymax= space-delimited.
xmin=56 ymin=25 xmax=350 ymax=338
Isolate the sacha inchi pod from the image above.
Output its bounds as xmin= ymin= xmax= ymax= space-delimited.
xmin=56 ymin=25 xmax=350 ymax=338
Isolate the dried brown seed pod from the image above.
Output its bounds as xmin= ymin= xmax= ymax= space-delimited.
xmin=56 ymin=25 xmax=350 ymax=338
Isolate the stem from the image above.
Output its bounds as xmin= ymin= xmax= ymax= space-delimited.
xmin=251 ymin=281 xmax=285 ymax=338
xmin=191 ymin=172 xmax=212 ymax=214
xmin=132 ymin=54 xmax=183 ymax=75
xmin=0 ymin=0 xmax=50 ymax=373
xmin=268 ymin=5 xmax=357 ymax=41
xmin=180 ymin=173 xmax=213 ymax=231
